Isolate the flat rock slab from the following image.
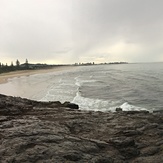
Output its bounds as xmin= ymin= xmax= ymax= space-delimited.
xmin=0 ymin=94 xmax=163 ymax=163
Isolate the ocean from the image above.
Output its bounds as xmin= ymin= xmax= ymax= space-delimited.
xmin=0 ymin=63 xmax=163 ymax=112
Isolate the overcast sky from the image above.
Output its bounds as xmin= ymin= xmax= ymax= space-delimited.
xmin=0 ymin=0 xmax=163 ymax=64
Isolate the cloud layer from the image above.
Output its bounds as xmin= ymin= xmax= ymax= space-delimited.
xmin=0 ymin=0 xmax=163 ymax=64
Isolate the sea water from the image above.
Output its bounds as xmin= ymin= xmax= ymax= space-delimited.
xmin=0 ymin=63 xmax=163 ymax=112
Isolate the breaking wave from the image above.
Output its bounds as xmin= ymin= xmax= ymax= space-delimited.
xmin=72 ymin=76 xmax=150 ymax=112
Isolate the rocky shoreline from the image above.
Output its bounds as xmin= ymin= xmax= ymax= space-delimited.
xmin=0 ymin=94 xmax=162 ymax=163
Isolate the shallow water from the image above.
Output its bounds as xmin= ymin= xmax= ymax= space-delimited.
xmin=0 ymin=63 xmax=163 ymax=112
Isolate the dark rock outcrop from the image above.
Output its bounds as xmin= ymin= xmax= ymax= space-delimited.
xmin=116 ymin=107 xmax=123 ymax=112
xmin=63 ymin=101 xmax=79 ymax=109
xmin=0 ymin=94 xmax=162 ymax=163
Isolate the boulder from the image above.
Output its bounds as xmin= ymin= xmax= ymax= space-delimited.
xmin=116 ymin=107 xmax=123 ymax=112
xmin=63 ymin=102 xmax=79 ymax=109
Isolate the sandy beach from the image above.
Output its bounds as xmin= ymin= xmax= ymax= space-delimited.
xmin=0 ymin=66 xmax=75 ymax=84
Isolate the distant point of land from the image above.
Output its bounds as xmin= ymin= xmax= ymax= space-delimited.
xmin=0 ymin=59 xmax=128 ymax=74
xmin=74 ymin=62 xmax=128 ymax=66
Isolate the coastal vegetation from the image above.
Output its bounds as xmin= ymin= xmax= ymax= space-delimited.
xmin=0 ymin=59 xmax=60 ymax=74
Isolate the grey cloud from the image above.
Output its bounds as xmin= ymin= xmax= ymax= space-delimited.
xmin=0 ymin=0 xmax=163 ymax=64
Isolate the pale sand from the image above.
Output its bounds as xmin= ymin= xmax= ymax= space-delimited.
xmin=0 ymin=66 xmax=75 ymax=84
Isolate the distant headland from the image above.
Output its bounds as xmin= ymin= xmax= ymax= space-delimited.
xmin=74 ymin=61 xmax=128 ymax=66
xmin=0 ymin=59 xmax=128 ymax=74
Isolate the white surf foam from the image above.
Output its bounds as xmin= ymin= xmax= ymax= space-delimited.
xmin=72 ymin=84 xmax=149 ymax=112
xmin=120 ymin=102 xmax=149 ymax=112
xmin=72 ymin=91 xmax=119 ymax=112
xmin=75 ymin=76 xmax=97 ymax=87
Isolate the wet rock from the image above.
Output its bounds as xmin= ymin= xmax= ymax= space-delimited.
xmin=119 ymin=147 xmax=140 ymax=159
xmin=131 ymin=155 xmax=163 ymax=163
xmin=156 ymin=140 xmax=163 ymax=146
xmin=0 ymin=116 xmax=8 ymax=122
xmin=124 ymin=110 xmax=149 ymax=114
xmin=0 ymin=94 xmax=162 ymax=163
xmin=63 ymin=151 xmax=82 ymax=161
xmin=63 ymin=101 xmax=79 ymax=109
xmin=89 ymin=139 xmax=109 ymax=149
xmin=116 ymin=108 xmax=123 ymax=112
xmin=91 ymin=156 xmax=114 ymax=163
xmin=109 ymin=137 xmax=135 ymax=148
xmin=139 ymin=123 xmax=158 ymax=131
xmin=140 ymin=146 xmax=160 ymax=156
xmin=121 ymin=130 xmax=142 ymax=136
xmin=156 ymin=130 xmax=163 ymax=136
xmin=153 ymin=110 xmax=163 ymax=113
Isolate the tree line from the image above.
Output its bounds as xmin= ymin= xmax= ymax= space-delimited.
xmin=0 ymin=59 xmax=29 ymax=74
xmin=0 ymin=59 xmax=62 ymax=74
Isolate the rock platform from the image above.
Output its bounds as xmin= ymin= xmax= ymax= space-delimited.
xmin=0 ymin=94 xmax=162 ymax=163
